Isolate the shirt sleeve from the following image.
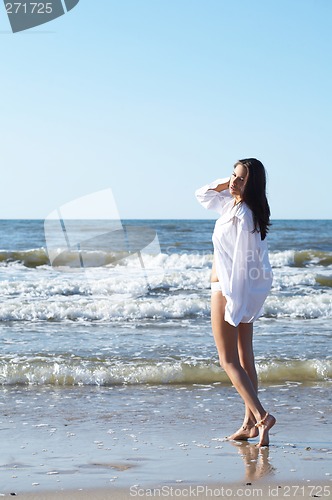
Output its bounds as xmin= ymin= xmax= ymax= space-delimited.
xmin=195 ymin=177 xmax=231 ymax=215
xmin=224 ymin=217 xmax=254 ymax=326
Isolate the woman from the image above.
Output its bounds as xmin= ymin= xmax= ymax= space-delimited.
xmin=195 ymin=158 xmax=276 ymax=447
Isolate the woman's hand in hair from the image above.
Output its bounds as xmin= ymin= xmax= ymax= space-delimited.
xmin=208 ymin=178 xmax=230 ymax=193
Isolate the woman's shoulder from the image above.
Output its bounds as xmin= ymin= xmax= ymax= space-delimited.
xmin=214 ymin=200 xmax=252 ymax=228
xmin=235 ymin=203 xmax=255 ymax=232
xmin=234 ymin=202 xmax=251 ymax=220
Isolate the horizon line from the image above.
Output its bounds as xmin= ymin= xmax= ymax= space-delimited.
xmin=0 ymin=218 xmax=330 ymax=222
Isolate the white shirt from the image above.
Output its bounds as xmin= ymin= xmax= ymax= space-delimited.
xmin=195 ymin=177 xmax=273 ymax=327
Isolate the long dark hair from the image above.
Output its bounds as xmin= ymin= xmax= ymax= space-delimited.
xmin=236 ymin=158 xmax=271 ymax=240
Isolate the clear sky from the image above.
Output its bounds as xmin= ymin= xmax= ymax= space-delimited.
xmin=1 ymin=0 xmax=331 ymax=219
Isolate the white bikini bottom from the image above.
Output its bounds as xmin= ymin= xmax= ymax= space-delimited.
xmin=211 ymin=281 xmax=222 ymax=292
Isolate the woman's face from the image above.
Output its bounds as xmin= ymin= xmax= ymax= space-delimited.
xmin=229 ymin=163 xmax=248 ymax=199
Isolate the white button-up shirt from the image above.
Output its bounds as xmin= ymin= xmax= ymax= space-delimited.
xmin=195 ymin=177 xmax=273 ymax=327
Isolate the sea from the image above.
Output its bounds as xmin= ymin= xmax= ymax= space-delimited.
xmin=0 ymin=219 xmax=331 ymax=491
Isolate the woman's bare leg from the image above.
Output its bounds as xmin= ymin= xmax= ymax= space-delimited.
xmin=211 ymin=291 xmax=275 ymax=446
xmin=228 ymin=323 xmax=258 ymax=440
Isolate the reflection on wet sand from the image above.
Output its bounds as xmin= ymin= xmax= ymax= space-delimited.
xmin=229 ymin=441 xmax=276 ymax=481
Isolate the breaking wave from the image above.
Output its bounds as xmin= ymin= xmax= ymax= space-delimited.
xmin=0 ymin=356 xmax=330 ymax=386
xmin=0 ymin=248 xmax=331 ymax=269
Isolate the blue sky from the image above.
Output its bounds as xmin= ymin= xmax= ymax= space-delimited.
xmin=1 ymin=0 xmax=331 ymax=219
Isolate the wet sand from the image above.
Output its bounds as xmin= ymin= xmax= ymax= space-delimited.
xmin=1 ymin=383 xmax=331 ymax=497
xmin=14 ymin=481 xmax=332 ymax=499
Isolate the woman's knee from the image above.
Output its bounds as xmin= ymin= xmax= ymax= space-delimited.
xmin=238 ymin=352 xmax=255 ymax=371
xmin=218 ymin=354 xmax=240 ymax=371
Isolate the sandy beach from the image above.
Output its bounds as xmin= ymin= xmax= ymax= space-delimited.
xmin=1 ymin=383 xmax=331 ymax=498
xmin=13 ymin=481 xmax=332 ymax=499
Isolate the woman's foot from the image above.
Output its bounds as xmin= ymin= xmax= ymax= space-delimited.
xmin=227 ymin=421 xmax=259 ymax=441
xmin=255 ymin=413 xmax=276 ymax=447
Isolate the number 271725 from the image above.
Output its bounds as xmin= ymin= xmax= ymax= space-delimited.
xmin=6 ymin=3 xmax=53 ymax=14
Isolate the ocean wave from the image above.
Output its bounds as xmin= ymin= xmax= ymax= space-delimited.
xmin=315 ymin=274 xmax=332 ymax=287
xmin=1 ymin=265 xmax=330 ymax=306
xmin=1 ymin=247 xmax=331 ymax=271
xmin=0 ymin=294 xmax=210 ymax=322
xmin=0 ymin=356 xmax=330 ymax=386
xmin=0 ymin=289 xmax=330 ymax=322
xmin=0 ymin=248 xmax=49 ymax=267
xmin=272 ymin=269 xmax=332 ymax=290
xmin=264 ymin=294 xmax=332 ymax=319
xmin=270 ymin=250 xmax=332 ymax=268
